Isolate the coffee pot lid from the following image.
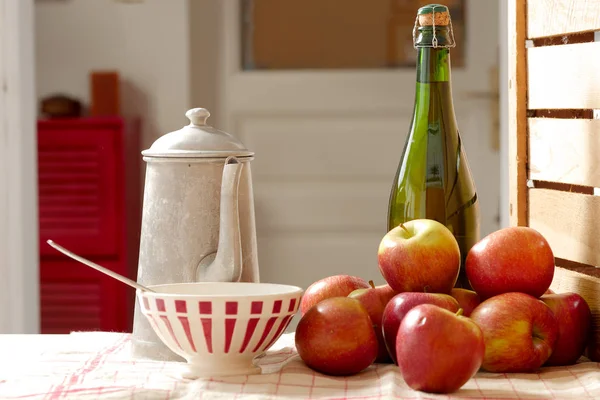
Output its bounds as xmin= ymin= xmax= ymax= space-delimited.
xmin=141 ymin=108 xmax=254 ymax=158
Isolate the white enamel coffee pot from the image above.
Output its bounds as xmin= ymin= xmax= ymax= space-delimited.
xmin=131 ymin=108 xmax=260 ymax=361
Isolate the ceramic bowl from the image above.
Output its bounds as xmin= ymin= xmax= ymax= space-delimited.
xmin=137 ymin=282 xmax=303 ymax=378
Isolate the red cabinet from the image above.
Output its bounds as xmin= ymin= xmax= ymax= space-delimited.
xmin=37 ymin=117 xmax=141 ymax=334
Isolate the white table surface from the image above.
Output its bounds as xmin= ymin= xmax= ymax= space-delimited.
xmin=0 ymin=332 xmax=599 ymax=399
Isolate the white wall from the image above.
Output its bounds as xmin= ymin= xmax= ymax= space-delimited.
xmin=0 ymin=0 xmax=39 ymax=333
xmin=35 ymin=0 xmax=191 ymax=149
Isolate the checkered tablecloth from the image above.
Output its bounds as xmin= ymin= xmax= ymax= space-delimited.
xmin=0 ymin=332 xmax=598 ymax=399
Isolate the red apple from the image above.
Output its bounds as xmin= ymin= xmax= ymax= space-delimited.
xmin=396 ymin=304 xmax=485 ymax=394
xmin=465 ymin=227 xmax=555 ymax=300
xmin=295 ymin=297 xmax=378 ymax=376
xmin=381 ymin=292 xmax=459 ymax=364
xmin=541 ymin=292 xmax=592 ymax=366
xmin=299 ymin=274 xmax=370 ymax=315
xmin=348 ymin=281 xmax=397 ymax=363
xmin=470 ymin=292 xmax=558 ymax=372
xmin=378 ymin=219 xmax=461 ymax=294
xmin=450 ymin=288 xmax=481 ymax=317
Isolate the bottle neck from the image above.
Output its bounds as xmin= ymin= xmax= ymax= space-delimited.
xmin=412 ymin=26 xmax=455 ymax=118
xmin=416 ymin=47 xmax=450 ymax=83
xmin=414 ymin=25 xmax=453 ymax=83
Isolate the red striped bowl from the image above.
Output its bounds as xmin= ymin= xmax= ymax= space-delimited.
xmin=137 ymin=282 xmax=303 ymax=378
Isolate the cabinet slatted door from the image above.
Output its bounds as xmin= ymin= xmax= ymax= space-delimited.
xmin=41 ymin=280 xmax=103 ymax=333
xmin=39 ymin=259 xmax=124 ymax=334
xmin=37 ymin=119 xmax=121 ymax=257
xmin=37 ymin=117 xmax=137 ymax=334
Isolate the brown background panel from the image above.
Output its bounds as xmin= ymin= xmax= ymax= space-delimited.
xmin=243 ymin=0 xmax=465 ymax=70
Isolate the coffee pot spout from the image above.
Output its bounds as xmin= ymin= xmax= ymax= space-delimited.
xmin=197 ymin=156 xmax=244 ymax=282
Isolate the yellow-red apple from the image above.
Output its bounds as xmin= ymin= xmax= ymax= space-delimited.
xmin=542 ymin=292 xmax=592 ymax=366
xmin=470 ymin=292 xmax=558 ymax=372
xmin=465 ymin=227 xmax=555 ymax=300
xmin=348 ymin=281 xmax=397 ymax=363
xmin=295 ymin=297 xmax=378 ymax=376
xmin=299 ymin=274 xmax=370 ymax=315
xmin=378 ymin=219 xmax=460 ymax=294
xmin=381 ymin=292 xmax=459 ymax=364
xmin=450 ymin=288 xmax=481 ymax=317
xmin=396 ymin=304 xmax=485 ymax=394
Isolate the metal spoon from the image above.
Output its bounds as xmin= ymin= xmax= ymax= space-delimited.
xmin=47 ymin=239 xmax=155 ymax=293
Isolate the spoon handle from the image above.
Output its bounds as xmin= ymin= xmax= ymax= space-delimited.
xmin=46 ymin=240 xmax=154 ymax=293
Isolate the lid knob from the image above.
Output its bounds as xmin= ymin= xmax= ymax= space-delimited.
xmin=186 ymin=108 xmax=211 ymax=126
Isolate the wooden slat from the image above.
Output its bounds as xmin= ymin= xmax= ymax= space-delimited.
xmin=508 ymin=0 xmax=528 ymax=226
xmin=555 ymin=258 xmax=600 ymax=279
xmin=528 ymin=42 xmax=600 ymax=109
xmin=528 ymin=0 xmax=600 ymax=39
xmin=529 ymin=118 xmax=600 ymax=187
xmin=533 ymin=180 xmax=594 ymax=194
xmin=532 ymin=31 xmax=595 ymax=47
xmin=529 ymin=188 xmax=600 ymax=267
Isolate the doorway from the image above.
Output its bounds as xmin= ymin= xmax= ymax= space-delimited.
xmin=212 ymin=1 xmax=502 ymax=300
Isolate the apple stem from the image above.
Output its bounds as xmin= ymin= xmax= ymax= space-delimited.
xmin=456 ymin=308 xmax=464 ymax=317
xmin=400 ymin=223 xmax=409 ymax=234
xmin=368 ymin=280 xmax=375 ymax=289
xmin=423 ymin=286 xmax=430 ymax=293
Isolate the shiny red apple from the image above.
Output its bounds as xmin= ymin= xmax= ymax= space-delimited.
xmin=378 ymin=219 xmax=461 ymax=294
xmin=450 ymin=288 xmax=481 ymax=317
xmin=299 ymin=274 xmax=370 ymax=315
xmin=541 ymin=292 xmax=592 ymax=366
xmin=295 ymin=297 xmax=378 ymax=376
xmin=396 ymin=304 xmax=485 ymax=394
xmin=470 ymin=292 xmax=558 ymax=372
xmin=465 ymin=227 xmax=555 ymax=300
xmin=381 ymin=292 xmax=459 ymax=364
xmin=348 ymin=281 xmax=397 ymax=363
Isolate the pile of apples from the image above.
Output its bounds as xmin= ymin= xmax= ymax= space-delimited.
xmin=294 ymin=219 xmax=594 ymax=394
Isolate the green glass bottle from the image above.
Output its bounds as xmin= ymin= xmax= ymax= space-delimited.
xmin=387 ymin=4 xmax=480 ymax=289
